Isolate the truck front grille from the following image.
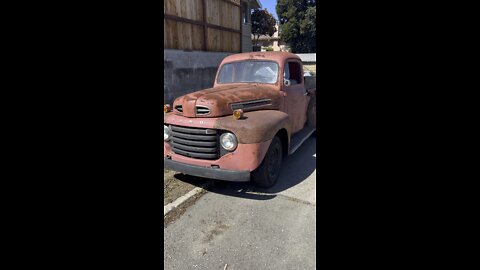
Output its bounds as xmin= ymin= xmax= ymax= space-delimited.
xmin=170 ymin=125 xmax=219 ymax=160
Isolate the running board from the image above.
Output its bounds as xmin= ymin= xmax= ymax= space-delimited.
xmin=288 ymin=126 xmax=316 ymax=155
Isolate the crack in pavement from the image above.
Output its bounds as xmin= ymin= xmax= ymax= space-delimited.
xmin=276 ymin=193 xmax=316 ymax=206
xmin=242 ymin=190 xmax=316 ymax=206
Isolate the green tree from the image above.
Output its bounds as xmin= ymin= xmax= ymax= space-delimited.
xmin=251 ymin=9 xmax=277 ymax=47
xmin=276 ymin=0 xmax=316 ymax=53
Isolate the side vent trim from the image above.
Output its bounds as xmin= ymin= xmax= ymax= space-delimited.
xmin=230 ymin=99 xmax=272 ymax=111
xmin=195 ymin=106 xmax=211 ymax=116
xmin=174 ymin=105 xmax=183 ymax=114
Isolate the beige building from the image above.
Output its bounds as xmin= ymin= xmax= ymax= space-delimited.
xmin=251 ymin=22 xmax=290 ymax=52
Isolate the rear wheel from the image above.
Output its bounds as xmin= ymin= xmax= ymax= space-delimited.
xmin=307 ymin=97 xmax=316 ymax=137
xmin=251 ymin=136 xmax=283 ymax=188
xmin=307 ymin=98 xmax=316 ymax=128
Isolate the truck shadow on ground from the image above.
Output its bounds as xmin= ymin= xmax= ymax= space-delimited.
xmin=173 ymin=137 xmax=316 ymax=201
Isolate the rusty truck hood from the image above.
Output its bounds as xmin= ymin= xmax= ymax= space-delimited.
xmin=172 ymin=84 xmax=282 ymax=118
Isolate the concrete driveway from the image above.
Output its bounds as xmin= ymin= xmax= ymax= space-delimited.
xmin=164 ymin=137 xmax=316 ymax=270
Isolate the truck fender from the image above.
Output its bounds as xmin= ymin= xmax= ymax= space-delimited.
xmin=214 ymin=110 xmax=292 ymax=146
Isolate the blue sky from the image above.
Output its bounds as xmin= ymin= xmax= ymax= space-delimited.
xmin=259 ymin=0 xmax=278 ymax=20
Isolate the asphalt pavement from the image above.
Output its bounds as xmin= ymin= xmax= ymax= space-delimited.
xmin=164 ymin=137 xmax=316 ymax=270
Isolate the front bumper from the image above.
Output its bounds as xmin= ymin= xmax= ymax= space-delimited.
xmin=164 ymin=158 xmax=251 ymax=182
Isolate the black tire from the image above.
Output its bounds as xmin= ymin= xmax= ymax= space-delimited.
xmin=307 ymin=98 xmax=316 ymax=128
xmin=251 ymin=136 xmax=283 ymax=188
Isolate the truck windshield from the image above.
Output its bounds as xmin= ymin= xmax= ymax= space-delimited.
xmin=217 ymin=61 xmax=279 ymax=84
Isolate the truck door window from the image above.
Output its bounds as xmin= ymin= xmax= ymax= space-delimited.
xmin=284 ymin=64 xmax=290 ymax=82
xmin=285 ymin=61 xmax=302 ymax=85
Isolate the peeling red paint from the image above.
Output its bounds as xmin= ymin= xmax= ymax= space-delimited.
xmin=163 ymin=52 xmax=316 ymax=175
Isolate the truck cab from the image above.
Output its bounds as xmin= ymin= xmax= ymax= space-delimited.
xmin=164 ymin=52 xmax=316 ymax=187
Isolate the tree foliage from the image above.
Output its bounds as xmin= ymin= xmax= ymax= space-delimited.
xmin=251 ymin=9 xmax=277 ymax=46
xmin=276 ymin=0 xmax=316 ymax=53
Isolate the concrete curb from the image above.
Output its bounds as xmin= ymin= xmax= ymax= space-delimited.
xmin=164 ymin=181 xmax=212 ymax=217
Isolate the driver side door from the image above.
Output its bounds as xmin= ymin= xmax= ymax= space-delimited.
xmin=283 ymin=59 xmax=308 ymax=134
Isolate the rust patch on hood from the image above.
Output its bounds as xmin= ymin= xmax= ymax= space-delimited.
xmin=173 ymin=84 xmax=282 ymax=118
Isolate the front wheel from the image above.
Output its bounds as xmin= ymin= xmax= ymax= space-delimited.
xmin=251 ymin=136 xmax=283 ymax=188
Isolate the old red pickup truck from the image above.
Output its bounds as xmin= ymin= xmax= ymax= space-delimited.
xmin=164 ymin=52 xmax=316 ymax=187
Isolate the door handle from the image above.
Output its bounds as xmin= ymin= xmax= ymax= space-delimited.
xmin=304 ymin=91 xmax=309 ymax=96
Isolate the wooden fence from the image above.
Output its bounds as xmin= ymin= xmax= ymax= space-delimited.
xmin=164 ymin=0 xmax=242 ymax=52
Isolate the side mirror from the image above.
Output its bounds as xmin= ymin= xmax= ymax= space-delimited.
xmin=284 ymin=79 xmax=291 ymax=87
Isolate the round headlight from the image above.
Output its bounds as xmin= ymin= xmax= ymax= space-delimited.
xmin=164 ymin=125 xmax=171 ymax=141
xmin=220 ymin=132 xmax=238 ymax=151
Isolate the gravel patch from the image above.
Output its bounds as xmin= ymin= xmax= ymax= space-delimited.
xmin=163 ymin=169 xmax=209 ymax=206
